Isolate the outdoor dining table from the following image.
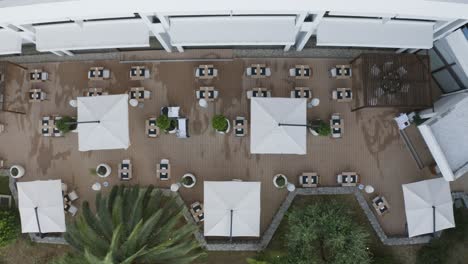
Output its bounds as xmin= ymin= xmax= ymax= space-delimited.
xmin=234 ymin=117 xmax=248 ymax=137
xmin=129 ymin=87 xmax=146 ymax=102
xmin=190 ymin=202 xmax=204 ymax=223
xmin=85 ymin=88 xmax=106 ymax=97
xmin=294 ymin=65 xmax=311 ymax=79
xmin=336 ymin=88 xmax=353 ymax=102
xmin=293 ymin=87 xmax=312 ymax=99
xmin=250 ymin=64 xmax=267 ymax=78
xmin=300 ymin=172 xmax=318 ymax=187
xmin=157 ymin=162 xmax=171 ymax=180
xmin=252 ymin=87 xmax=270 ymax=98
xmin=145 ymin=117 xmax=159 ymax=138
xmin=29 ymin=89 xmax=43 ymax=102
xmin=118 ymin=162 xmax=132 ymax=180
xmin=196 ymin=65 xmax=215 ymax=79
xmin=29 ymin=69 xmax=43 ymax=82
xmin=89 ymin=67 xmax=105 ymax=80
xmin=341 ymin=172 xmax=358 ymax=187
xmin=197 ymin=87 xmax=217 ymax=101
xmin=335 ymin=65 xmax=352 ymax=79
xmin=372 ymin=196 xmax=390 ymax=216
xmin=40 ymin=116 xmax=63 ymax=137
xmin=130 ymin=66 xmax=147 ymax=80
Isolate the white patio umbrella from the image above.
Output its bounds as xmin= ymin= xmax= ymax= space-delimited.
xmin=204 ymin=181 xmax=261 ymax=238
xmin=17 ymin=180 xmax=66 ymax=233
xmin=250 ymin=97 xmax=307 ymax=154
xmin=77 ymin=94 xmax=130 ymax=151
xmin=402 ymin=177 xmax=455 ymax=237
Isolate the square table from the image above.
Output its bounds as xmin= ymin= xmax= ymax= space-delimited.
xmin=335 ymin=65 xmax=352 ymax=79
xmin=89 ymin=67 xmax=105 ymax=80
xmin=234 ymin=117 xmax=248 ymax=137
xmin=341 ymin=172 xmax=358 ymax=187
xmin=197 ymin=87 xmax=217 ymax=101
xmin=336 ymin=88 xmax=352 ymax=102
xmin=29 ymin=89 xmax=43 ymax=102
xmin=251 ymin=87 xmax=270 ymax=98
xmin=300 ymin=172 xmax=318 ymax=187
xmin=118 ymin=162 xmax=132 ymax=180
xmin=372 ymin=196 xmax=390 ymax=216
xmin=130 ymin=66 xmax=147 ymax=80
xmin=250 ymin=64 xmax=267 ymax=78
xmin=129 ymin=87 xmax=146 ymax=102
xmin=196 ymin=65 xmax=215 ymax=79
xmin=293 ymin=87 xmax=312 ymax=99
xmin=190 ymin=202 xmax=205 ymax=223
xmin=295 ymin=65 xmax=311 ymax=79
xmin=145 ymin=117 xmax=159 ymax=138
xmin=85 ymin=88 xmax=106 ymax=97
xmin=157 ymin=162 xmax=171 ymax=180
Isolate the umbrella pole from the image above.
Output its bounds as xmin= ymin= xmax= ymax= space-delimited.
xmin=66 ymin=120 xmax=100 ymax=125
xmin=278 ymin=123 xmax=312 ymax=128
xmin=432 ymin=206 xmax=436 ymax=236
xmin=34 ymin=207 xmax=43 ymax=237
xmin=230 ymin=209 xmax=233 ymax=243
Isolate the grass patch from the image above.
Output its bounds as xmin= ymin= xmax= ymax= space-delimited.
xmin=0 ymin=178 xmax=10 ymax=196
xmin=258 ymin=195 xmax=418 ymax=264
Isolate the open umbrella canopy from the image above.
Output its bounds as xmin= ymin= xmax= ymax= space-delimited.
xmin=402 ymin=178 xmax=455 ymax=237
xmin=250 ymin=97 xmax=307 ymax=154
xmin=77 ymin=94 xmax=130 ymax=151
xmin=17 ymin=180 xmax=66 ymax=233
xmin=204 ymin=181 xmax=261 ymax=237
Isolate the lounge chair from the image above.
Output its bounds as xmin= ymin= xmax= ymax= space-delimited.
xmin=176 ymin=118 xmax=189 ymax=138
xmin=41 ymin=72 xmax=48 ymax=81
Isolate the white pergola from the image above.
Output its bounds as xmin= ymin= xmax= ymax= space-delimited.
xmin=402 ymin=178 xmax=455 ymax=237
xmin=17 ymin=180 xmax=66 ymax=233
xmin=77 ymin=94 xmax=130 ymax=151
xmin=204 ymin=181 xmax=261 ymax=238
xmin=250 ymin=97 xmax=307 ymax=155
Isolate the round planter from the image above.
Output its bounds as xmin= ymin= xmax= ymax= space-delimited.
xmin=181 ymin=173 xmax=196 ymax=188
xmin=10 ymin=165 xmax=25 ymax=179
xmin=216 ymin=119 xmax=231 ymax=134
xmin=96 ymin=164 xmax=111 ymax=178
xmin=273 ymin=174 xmax=288 ymax=189
xmin=167 ymin=120 xmax=177 ymax=134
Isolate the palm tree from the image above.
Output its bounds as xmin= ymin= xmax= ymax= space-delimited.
xmin=60 ymin=185 xmax=205 ymax=264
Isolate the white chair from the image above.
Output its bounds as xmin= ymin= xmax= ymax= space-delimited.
xmin=290 ymin=91 xmax=296 ymax=98
xmin=67 ymin=205 xmax=78 ymax=216
xmin=40 ymin=92 xmax=47 ymax=100
xmin=103 ymin=69 xmax=110 ymax=79
xmin=330 ymin=68 xmax=337 ymax=77
xmin=68 ymin=190 xmax=79 ymax=201
xmin=195 ymin=91 xmax=201 ymax=99
xmin=144 ymin=90 xmax=151 ymax=99
xmin=212 ymin=69 xmax=218 ymax=77
xmin=246 ymin=91 xmax=253 ymax=99
xmin=176 ymin=118 xmax=188 ymax=138
xmin=265 ymin=68 xmax=271 ymax=76
xmin=61 ymin=183 xmax=68 ymax=193
xmin=289 ymin=68 xmax=296 ymax=77
xmin=199 ymin=99 xmax=208 ymax=108
xmin=144 ymin=70 xmax=150 ymax=79
xmin=213 ymin=90 xmax=219 ymax=99
xmin=195 ymin=68 xmax=201 ymax=77
xmin=246 ymin=68 xmax=252 ymax=76
xmin=41 ymin=72 xmax=48 ymax=81
xmin=161 ymin=159 xmax=169 ymax=165
xmin=337 ymin=174 xmax=343 ymax=184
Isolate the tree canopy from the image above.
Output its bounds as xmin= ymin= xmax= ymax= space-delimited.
xmin=60 ymin=185 xmax=205 ymax=264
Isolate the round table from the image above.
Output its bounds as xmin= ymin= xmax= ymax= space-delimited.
xmin=92 ymin=182 xmax=102 ymax=191
xmin=198 ymin=99 xmax=208 ymax=108
xmin=69 ymin=99 xmax=77 ymax=108
xmin=365 ymin=185 xmax=375 ymax=194
xmin=170 ymin=183 xmax=181 ymax=192
xmin=129 ymin=99 xmax=139 ymax=107
xmin=287 ymin=183 xmax=296 ymax=192
xmin=308 ymin=98 xmax=320 ymax=108
xmin=103 ymin=181 xmax=109 ymax=188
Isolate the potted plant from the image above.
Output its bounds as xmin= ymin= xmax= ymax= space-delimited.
xmin=308 ymin=120 xmax=330 ymax=136
xmin=181 ymin=173 xmax=196 ymax=188
xmin=9 ymin=165 xmax=25 ymax=179
xmin=273 ymin=174 xmax=288 ymax=189
xmin=95 ymin=164 xmax=111 ymax=178
xmin=156 ymin=115 xmax=177 ymax=134
xmin=212 ymin=114 xmax=230 ymax=134
xmin=55 ymin=116 xmax=77 ymax=134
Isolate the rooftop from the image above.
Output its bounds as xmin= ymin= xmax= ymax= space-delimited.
xmin=1 ymin=50 xmax=466 ymax=239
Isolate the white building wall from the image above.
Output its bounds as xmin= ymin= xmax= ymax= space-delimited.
xmin=0 ymin=0 xmax=466 ymax=55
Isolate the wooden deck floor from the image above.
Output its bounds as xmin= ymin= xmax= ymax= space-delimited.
xmin=1 ymin=50 xmax=465 ymax=237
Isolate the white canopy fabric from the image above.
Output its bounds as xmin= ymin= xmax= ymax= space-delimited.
xmin=204 ymin=181 xmax=261 ymax=237
xmin=402 ymin=178 xmax=455 ymax=237
xmin=17 ymin=180 xmax=66 ymax=233
xmin=77 ymin=94 xmax=130 ymax=151
xmin=250 ymin=97 xmax=307 ymax=154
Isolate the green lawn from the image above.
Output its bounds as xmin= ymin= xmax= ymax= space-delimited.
xmin=0 ymin=177 xmax=10 ymax=196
